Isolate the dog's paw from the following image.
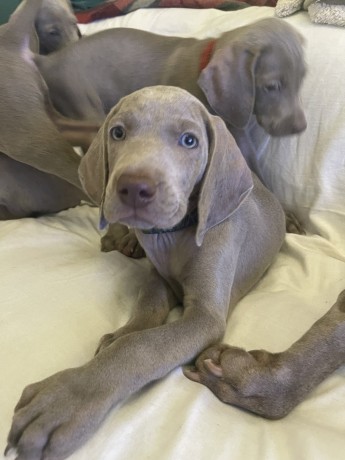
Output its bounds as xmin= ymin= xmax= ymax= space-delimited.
xmin=95 ymin=332 xmax=118 ymax=355
xmin=285 ymin=211 xmax=306 ymax=235
xmin=101 ymin=227 xmax=145 ymax=258
xmin=114 ymin=231 xmax=145 ymax=258
xmin=6 ymin=366 xmax=111 ymax=460
xmin=95 ymin=327 xmax=132 ymax=355
xmin=184 ymin=344 xmax=293 ymax=419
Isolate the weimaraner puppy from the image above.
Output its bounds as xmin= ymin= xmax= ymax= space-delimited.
xmin=35 ymin=17 xmax=306 ymax=138
xmin=6 ymin=86 xmax=286 ymax=459
xmin=0 ymin=0 xmax=91 ymax=219
xmin=35 ymin=0 xmax=81 ymax=54
xmin=7 ymin=87 xmax=345 ymax=459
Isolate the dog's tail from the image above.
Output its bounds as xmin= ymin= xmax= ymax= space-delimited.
xmin=2 ymin=0 xmax=43 ymax=50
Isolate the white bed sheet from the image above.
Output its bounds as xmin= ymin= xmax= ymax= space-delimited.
xmin=1 ymin=6 xmax=345 ymax=460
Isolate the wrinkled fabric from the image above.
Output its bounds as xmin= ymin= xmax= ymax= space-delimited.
xmin=73 ymin=0 xmax=278 ymax=23
xmin=276 ymin=0 xmax=345 ymax=26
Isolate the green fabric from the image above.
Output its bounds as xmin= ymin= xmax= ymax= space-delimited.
xmin=0 ymin=0 xmax=21 ymax=25
xmin=71 ymin=0 xmax=105 ymax=11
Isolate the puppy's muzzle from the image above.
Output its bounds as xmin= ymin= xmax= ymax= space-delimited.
xmin=117 ymin=174 xmax=157 ymax=209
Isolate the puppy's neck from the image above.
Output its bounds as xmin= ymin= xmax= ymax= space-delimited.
xmin=141 ymin=208 xmax=198 ymax=236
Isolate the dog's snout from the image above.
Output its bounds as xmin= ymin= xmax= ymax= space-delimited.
xmin=291 ymin=111 xmax=307 ymax=134
xmin=264 ymin=109 xmax=307 ymax=137
xmin=117 ymin=174 xmax=156 ymax=208
xmin=280 ymin=111 xmax=307 ymax=136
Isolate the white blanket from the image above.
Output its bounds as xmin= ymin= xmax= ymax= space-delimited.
xmin=1 ymin=6 xmax=345 ymax=460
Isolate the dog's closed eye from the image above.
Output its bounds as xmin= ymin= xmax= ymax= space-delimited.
xmin=263 ymin=81 xmax=281 ymax=93
xmin=46 ymin=27 xmax=61 ymax=37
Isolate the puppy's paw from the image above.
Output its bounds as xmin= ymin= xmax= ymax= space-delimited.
xmin=285 ymin=211 xmax=305 ymax=235
xmin=114 ymin=231 xmax=146 ymax=258
xmin=184 ymin=344 xmax=292 ymax=419
xmin=95 ymin=332 xmax=117 ymax=355
xmin=101 ymin=225 xmax=145 ymax=258
xmin=6 ymin=366 xmax=111 ymax=460
xmin=95 ymin=326 xmax=133 ymax=355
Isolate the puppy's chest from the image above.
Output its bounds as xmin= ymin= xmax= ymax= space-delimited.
xmin=136 ymin=231 xmax=193 ymax=297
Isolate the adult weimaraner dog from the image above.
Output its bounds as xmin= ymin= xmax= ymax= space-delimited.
xmin=34 ymin=15 xmax=306 ymax=250
xmin=0 ymin=0 xmax=94 ymax=219
xmin=8 ymin=87 xmax=345 ymax=460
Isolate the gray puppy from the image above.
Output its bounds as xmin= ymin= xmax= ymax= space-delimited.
xmin=0 ymin=0 xmax=88 ymax=219
xmin=6 ymin=86 xmax=286 ymax=459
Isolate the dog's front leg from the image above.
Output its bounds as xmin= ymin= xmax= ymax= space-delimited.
xmin=6 ymin=275 xmax=226 ymax=460
xmin=185 ymin=289 xmax=345 ymax=419
xmin=96 ymin=266 xmax=176 ymax=353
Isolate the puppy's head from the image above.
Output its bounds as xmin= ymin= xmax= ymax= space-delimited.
xmin=35 ymin=0 xmax=81 ymax=54
xmin=79 ymin=86 xmax=253 ymax=246
xmin=198 ymin=18 xmax=307 ymax=136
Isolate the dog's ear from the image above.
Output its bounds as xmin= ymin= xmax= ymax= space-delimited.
xmin=79 ymin=99 xmax=127 ymax=229
xmin=78 ymin=122 xmax=109 ymax=207
xmin=196 ymin=115 xmax=253 ymax=246
xmin=198 ymin=43 xmax=259 ymax=129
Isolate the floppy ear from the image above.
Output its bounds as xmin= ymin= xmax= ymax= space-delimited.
xmin=198 ymin=43 xmax=259 ymax=129
xmin=79 ymin=99 xmax=126 ymax=228
xmin=196 ymin=115 xmax=254 ymax=247
xmin=78 ymin=122 xmax=109 ymax=207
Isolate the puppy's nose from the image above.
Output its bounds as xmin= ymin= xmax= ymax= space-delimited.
xmin=117 ymin=174 xmax=156 ymax=208
xmin=292 ymin=110 xmax=307 ymax=134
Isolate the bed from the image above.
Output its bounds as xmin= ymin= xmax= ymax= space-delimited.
xmin=1 ymin=5 xmax=345 ymax=460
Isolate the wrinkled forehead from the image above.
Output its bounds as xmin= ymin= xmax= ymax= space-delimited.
xmin=251 ymin=20 xmax=306 ymax=83
xmin=256 ymin=42 xmax=306 ymax=88
xmin=110 ymin=87 xmax=206 ymax=127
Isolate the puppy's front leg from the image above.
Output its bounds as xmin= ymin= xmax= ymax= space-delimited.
xmin=185 ymin=290 xmax=345 ymax=419
xmin=6 ymin=273 xmax=225 ymax=460
xmin=96 ymin=267 xmax=175 ymax=353
xmin=6 ymin=273 xmax=172 ymax=460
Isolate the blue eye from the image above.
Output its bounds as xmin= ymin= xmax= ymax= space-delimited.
xmin=179 ymin=133 xmax=198 ymax=149
xmin=110 ymin=125 xmax=126 ymax=140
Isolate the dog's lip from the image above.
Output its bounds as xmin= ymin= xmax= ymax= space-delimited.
xmin=119 ymin=214 xmax=158 ymax=229
xmin=257 ymin=116 xmax=307 ymax=137
xmin=104 ymin=208 xmax=151 ymax=227
xmin=267 ymin=126 xmax=305 ymax=137
xmin=107 ymin=203 xmax=183 ymax=230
